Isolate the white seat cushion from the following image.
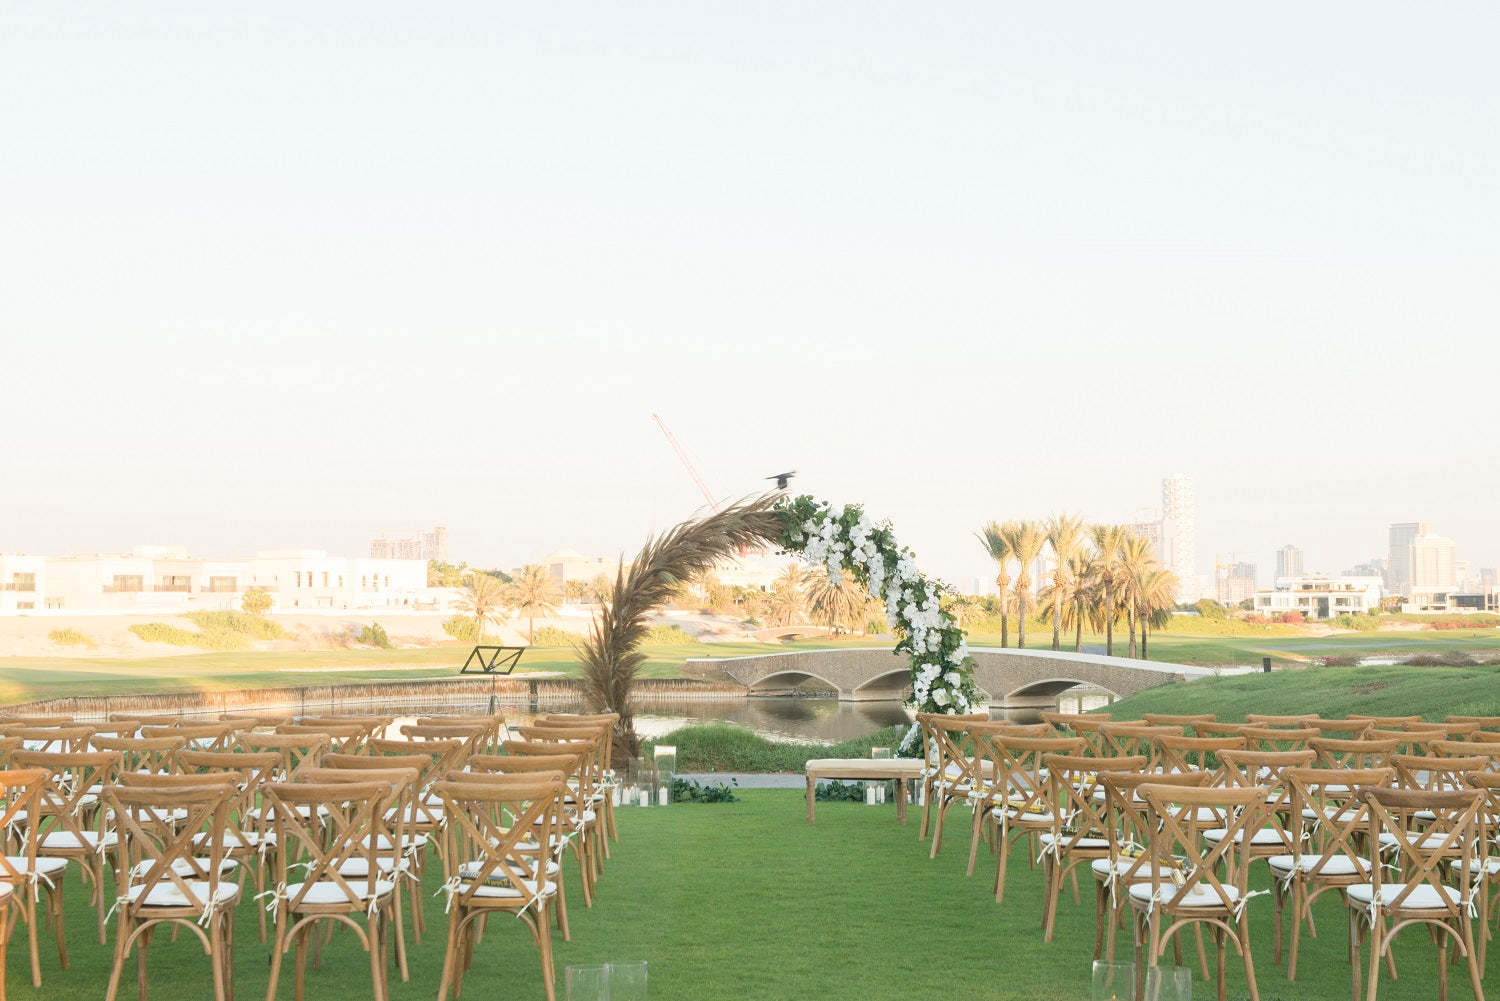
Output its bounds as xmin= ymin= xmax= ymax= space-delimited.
xmin=2 ymin=856 xmax=67 ymax=878
xmin=1128 ymin=882 xmax=1241 ymax=907
xmin=130 ymin=858 xmax=238 ymax=879
xmin=1346 ymin=883 xmax=1461 ymax=910
xmin=1378 ymin=831 xmax=1458 ymax=851
xmin=284 ymin=879 xmax=394 ymax=906
xmin=1203 ymin=827 xmax=1286 ymax=846
xmin=1267 ymin=853 xmax=1359 ymax=876
xmin=1092 ymin=857 xmax=1175 ymax=879
xmin=1039 ymin=833 xmax=1109 ymax=850
xmin=40 ymin=831 xmax=117 ymax=852
xmin=457 ymin=877 xmax=556 ymax=900
xmin=126 ymin=880 xmax=239 ymax=909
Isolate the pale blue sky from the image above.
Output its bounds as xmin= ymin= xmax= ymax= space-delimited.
xmin=2 ymin=3 xmax=1496 ymax=587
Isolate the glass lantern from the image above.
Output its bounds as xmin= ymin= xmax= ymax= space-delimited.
xmin=653 ymin=745 xmax=676 ymax=806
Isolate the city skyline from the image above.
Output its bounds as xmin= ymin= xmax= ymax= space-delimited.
xmin=3 ymin=6 xmax=1498 ymax=590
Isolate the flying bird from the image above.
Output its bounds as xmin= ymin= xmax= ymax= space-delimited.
xmin=767 ymin=471 xmax=796 ymax=490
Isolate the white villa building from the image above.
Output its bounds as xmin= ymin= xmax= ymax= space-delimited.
xmin=0 ymin=547 xmax=430 ymax=613
xmin=1253 ymin=575 xmax=1383 ymax=619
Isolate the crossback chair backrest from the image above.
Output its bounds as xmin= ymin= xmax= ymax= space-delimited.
xmin=0 ymin=736 xmax=24 ymax=771
xmin=175 ymin=750 xmax=282 ymax=847
xmin=143 ymin=722 xmax=235 ymax=753
xmin=402 ymin=723 xmax=488 ymax=760
xmin=1429 ymin=740 xmax=1500 ymax=769
xmin=1217 ymin=749 xmax=1315 ymax=809
xmin=13 ymin=749 xmax=121 ymax=843
xmin=217 ymin=712 xmax=293 ymax=730
xmin=1363 ymin=786 xmax=1482 ymax=918
xmin=232 ymin=732 xmax=331 ymax=783
xmin=316 ymin=754 xmax=427 ymax=824
xmin=1137 ymin=784 xmax=1271 ymax=912
xmin=1392 ymin=752 xmax=1487 ymax=792
xmin=1238 ymin=726 xmax=1312 ymax=753
xmin=1364 ymin=728 xmax=1443 ymax=755
xmin=105 ymin=781 xmax=233 ymax=920
xmin=8 ymin=725 xmax=95 ymax=754
xmin=1153 ymin=734 xmax=1245 ymax=779
xmin=985 ymin=735 xmax=1086 ymax=818
xmin=106 ymin=713 xmax=176 ymax=725
xmin=92 ymin=735 xmax=186 ymax=774
xmin=1308 ymin=737 xmax=1399 ymax=771
xmin=1193 ymin=721 xmax=1248 ymax=740
xmin=1040 ymin=714 xmax=1110 ymax=756
xmin=915 ymin=712 xmax=989 ymax=772
xmin=1098 ymin=724 xmax=1180 ymax=766
xmin=0 ymin=715 xmax=73 ymax=728
xmin=1348 ymin=714 xmax=1423 ymax=726
xmin=1142 ymin=713 xmax=1215 ymax=728
xmin=1408 ymin=720 xmax=1480 ymax=740
xmin=466 ymin=753 xmax=578 ymax=777
xmin=88 ymin=722 xmax=144 ymax=740
xmin=1450 ymin=715 xmax=1500 ymax=732
xmin=927 ymin=717 xmax=988 ymax=794
xmin=416 ymin=715 xmax=507 ymax=755
xmin=300 ymin=765 xmax=419 ymax=865
xmin=434 ymin=774 xmax=565 ymax=909
xmin=276 ymin=722 xmax=370 ymax=755
xmin=1246 ymin=714 xmax=1319 ymax=727
xmin=368 ymin=736 xmax=470 ymax=786
xmin=1101 ymin=771 xmax=1211 ymax=883
xmin=544 ymin=715 xmax=621 ymax=774
xmin=0 ymin=768 xmax=48 ymax=888
xmin=1042 ymin=753 xmax=1145 ymax=849
xmin=1284 ymin=766 xmax=1394 ymax=881
xmin=264 ymin=781 xmax=391 ymax=910
xmin=1299 ymin=718 xmax=1374 ymax=740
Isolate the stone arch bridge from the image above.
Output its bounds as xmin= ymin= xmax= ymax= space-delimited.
xmin=686 ymin=647 xmax=1211 ymax=709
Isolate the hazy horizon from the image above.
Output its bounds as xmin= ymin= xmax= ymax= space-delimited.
xmin=4 ymin=4 xmax=1496 ymax=589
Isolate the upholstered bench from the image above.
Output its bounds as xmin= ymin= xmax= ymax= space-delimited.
xmin=803 ymin=758 xmax=924 ymax=823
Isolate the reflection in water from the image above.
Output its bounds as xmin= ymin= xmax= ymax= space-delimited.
xmin=269 ymin=684 xmax=1116 ymax=747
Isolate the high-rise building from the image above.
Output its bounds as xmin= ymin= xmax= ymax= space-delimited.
xmin=369 ymin=537 xmax=393 ymax=560
xmin=1218 ymin=562 xmax=1257 ymax=605
xmin=1410 ymin=533 xmax=1457 ymax=591
xmin=394 ymin=537 xmax=423 ymax=561
xmin=1161 ymin=473 xmax=1196 ymax=602
xmin=1387 ymin=522 xmax=1429 ymax=598
xmin=1481 ymin=568 xmax=1499 ymax=590
xmin=1276 ymin=545 xmax=1303 ymax=582
xmin=1126 ymin=516 xmax=1163 ymax=558
xmin=422 ymin=525 xmax=448 ymax=564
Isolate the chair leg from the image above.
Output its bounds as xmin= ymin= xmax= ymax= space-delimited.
xmin=995 ymin=828 xmax=1011 ymax=904
xmin=1241 ymin=915 xmax=1261 ymax=1001
xmin=436 ymin=910 xmax=461 ymax=1001
xmin=1365 ymin=918 xmax=1383 ymax=1001
xmin=1464 ymin=919 xmax=1486 ymax=1001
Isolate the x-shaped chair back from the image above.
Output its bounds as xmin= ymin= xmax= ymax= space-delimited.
xmin=13 ymin=749 xmax=120 ymax=840
xmin=104 ymin=780 xmax=233 ymax=920
xmin=263 ymin=781 xmax=391 ymax=911
xmin=1153 ymin=735 xmax=1244 ymax=779
xmin=1102 ymin=771 xmax=1212 ymax=883
xmin=1308 ymin=737 xmax=1399 ymax=771
xmin=92 ymin=735 xmax=185 ymax=775
xmin=1044 ymin=753 xmax=1144 ymax=844
xmin=142 ymin=723 xmax=235 ymax=753
xmin=1451 ymin=716 xmax=1500 ymax=733
xmin=0 ymin=768 xmax=47 ymax=886
xmin=1299 ymin=718 xmax=1374 ymax=740
xmin=1098 ymin=724 xmax=1179 ymax=766
xmin=403 ymin=723 xmax=489 ymax=760
xmin=434 ymin=773 xmax=565 ymax=910
xmin=1137 ymin=783 xmax=1270 ymax=912
xmin=1192 ymin=721 xmax=1248 ymax=740
xmin=1245 ymin=714 xmax=1319 ymax=727
xmin=0 ymin=716 xmax=72 ymax=729
xmin=318 ymin=753 xmax=432 ymax=833
xmin=1392 ymin=752 xmax=1487 ymax=792
xmin=987 ymin=735 xmax=1086 ymax=820
xmin=175 ymin=750 xmax=281 ymax=850
xmin=1238 ymin=726 xmax=1311 ymax=753
xmin=1348 ymin=714 xmax=1423 ymax=727
xmin=1284 ymin=766 xmax=1393 ymax=881
xmin=276 ymin=723 xmax=370 ymax=755
xmin=416 ymin=716 xmax=508 ymax=756
xmin=1142 ymin=713 xmax=1215 ymax=728
xmin=233 ymin=732 xmax=331 ymax=783
xmin=1363 ymin=786 xmax=1482 ymax=917
xmin=1040 ymin=713 xmax=1111 ymax=755
xmin=1218 ymin=749 xmax=1313 ymax=803
xmin=1430 ymin=740 xmax=1500 ymax=770
xmin=9 ymin=726 xmax=95 ymax=754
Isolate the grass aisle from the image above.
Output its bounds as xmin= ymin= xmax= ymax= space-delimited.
xmin=16 ymin=789 xmax=1488 ymax=1000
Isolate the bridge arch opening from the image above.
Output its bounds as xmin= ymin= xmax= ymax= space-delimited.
xmin=1002 ymin=678 xmax=1120 ymax=703
xmin=850 ymin=668 xmax=915 ymax=697
xmin=746 ymin=669 xmax=840 ymax=697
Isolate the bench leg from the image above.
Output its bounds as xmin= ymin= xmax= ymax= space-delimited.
xmin=806 ymin=776 xmax=816 ymax=823
xmin=896 ymin=780 xmax=908 ymax=823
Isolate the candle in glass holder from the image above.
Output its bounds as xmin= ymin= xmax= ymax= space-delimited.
xmin=658 ymin=786 xmax=669 ymax=806
xmin=864 ymin=784 xmax=877 ymax=806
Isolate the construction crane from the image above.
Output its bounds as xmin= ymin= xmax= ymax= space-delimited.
xmin=651 ymin=413 xmax=721 ymax=512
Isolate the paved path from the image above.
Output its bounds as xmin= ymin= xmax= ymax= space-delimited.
xmin=679 ymin=772 xmax=802 ymax=789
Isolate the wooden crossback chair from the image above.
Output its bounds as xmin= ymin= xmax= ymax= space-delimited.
xmin=1272 ymin=766 xmax=1395 ymax=979
xmin=301 ymin=761 xmax=423 ymax=984
xmin=0 ymin=768 xmax=65 ymax=988
xmin=1194 ymin=722 xmax=1249 ymax=740
xmin=980 ymin=733 xmax=1086 ymax=901
xmin=1307 ymin=737 xmax=1400 ymax=771
xmin=234 ymin=733 xmax=333 ymax=843
xmin=1131 ymin=784 xmax=1271 ymax=1001
xmin=1410 ymin=720 xmax=1482 ymax=741
xmin=1348 ymin=714 xmax=1423 ymax=727
xmin=217 ymin=712 xmax=295 ymax=731
xmin=1212 ymin=751 xmax=1314 ymax=869
xmin=1038 ymin=753 xmax=1146 ymax=942
xmin=1365 ymin=727 xmax=1444 ymax=756
xmin=142 ymin=722 xmax=236 ymax=754
xmin=1430 ymin=739 xmax=1500 ymax=771
xmin=12 ymin=749 xmax=121 ymax=944
xmin=1347 ymin=786 xmax=1485 ymax=1001
xmin=544 ymin=714 xmax=622 ymax=842
xmin=262 ymin=781 xmax=396 ymax=1001
xmin=1392 ymin=752 xmax=1488 ymax=793
xmin=176 ymin=749 xmax=284 ymax=942
xmin=92 ymin=735 xmax=185 ymax=777
xmin=367 ymin=737 xmax=464 ymax=866
xmin=1040 ymin=713 xmax=1111 ymax=752
xmin=913 ymin=711 xmax=989 ymax=840
xmin=1299 ymin=718 xmax=1374 ymax=740
xmin=1097 ymin=771 xmax=1212 ymax=964
xmin=1455 ymin=770 xmax=1500 ymax=972
xmin=87 ymin=722 xmax=144 ymax=741
xmin=401 ymin=723 xmax=489 ymax=763
xmin=1450 ymin=715 xmax=1500 ymax=733
xmin=502 ymin=739 xmax=604 ymax=898
xmin=102 ymin=778 xmax=238 ymax=1001
xmin=7 ymin=726 xmax=95 ymax=755
xmin=1098 ymin=723 xmax=1181 ymax=766
xmin=1143 ymin=713 xmax=1216 ymax=728
xmin=462 ymin=754 xmax=582 ymax=938
xmin=0 ymin=737 xmax=24 ymax=773
xmin=0 ymin=716 xmax=72 ymax=729
xmin=1154 ymin=735 xmax=1245 ymax=780
xmin=415 ymin=715 xmax=507 ymax=756
xmin=277 ymin=722 xmax=372 ymax=756
xmin=515 ymin=724 xmax=612 ymax=861
xmin=434 ymin=773 xmax=567 ymax=1001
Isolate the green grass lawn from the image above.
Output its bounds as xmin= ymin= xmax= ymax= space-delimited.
xmin=18 ymin=788 xmax=1484 ymax=1001
xmin=1106 ymin=661 xmax=1500 ymax=722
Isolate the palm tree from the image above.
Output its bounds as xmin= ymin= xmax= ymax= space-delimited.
xmin=1004 ymin=520 xmax=1047 ymax=649
xmin=505 ymin=564 xmax=561 ymax=643
xmin=1042 ymin=513 xmax=1087 ymax=652
xmin=1116 ymin=533 xmax=1154 ymax=658
xmin=1038 ymin=551 xmax=1098 ymax=653
xmin=1136 ymin=567 xmax=1178 ymax=660
xmin=1090 ymin=524 xmax=1127 ymax=657
xmin=976 ymin=521 xmax=1017 ymax=647
xmin=806 ymin=568 xmax=867 ymax=635
xmin=766 ymin=564 xmax=808 ymax=627
xmin=453 ymin=572 xmax=507 ymax=643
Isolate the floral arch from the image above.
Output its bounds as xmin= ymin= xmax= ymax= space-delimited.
xmin=774 ymin=495 xmax=981 ymax=752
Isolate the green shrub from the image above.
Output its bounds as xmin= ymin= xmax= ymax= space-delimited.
xmin=530 ymin=626 xmax=581 ymax=647
xmin=443 ymin=616 xmax=479 ymax=642
xmin=643 ymin=624 xmax=698 ymax=645
xmin=185 ymin=610 xmax=287 ymax=640
xmin=47 ymin=628 xmax=93 ymax=647
xmin=129 ymin=622 xmax=250 ymax=651
xmin=671 ymin=777 xmax=741 ymax=803
xmin=1329 ymin=613 xmax=1381 ymax=632
xmin=357 ymin=622 xmax=392 ymax=649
